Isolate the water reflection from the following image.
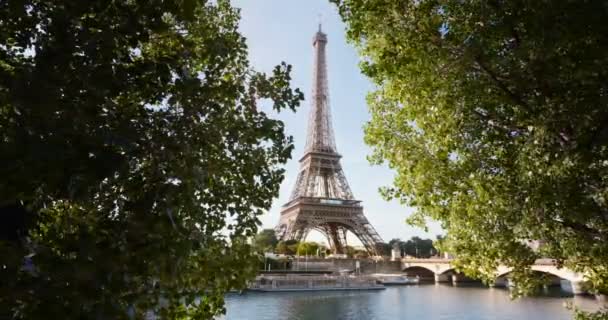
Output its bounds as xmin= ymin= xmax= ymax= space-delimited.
xmin=223 ymin=284 xmax=604 ymax=320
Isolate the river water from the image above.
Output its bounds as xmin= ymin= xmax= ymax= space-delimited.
xmin=224 ymin=284 xmax=603 ymax=320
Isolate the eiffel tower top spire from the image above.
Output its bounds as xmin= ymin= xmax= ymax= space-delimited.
xmin=305 ymin=24 xmax=336 ymax=154
xmin=288 ymin=28 xmax=353 ymax=201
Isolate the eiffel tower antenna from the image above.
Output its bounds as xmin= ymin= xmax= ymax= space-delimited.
xmin=275 ymin=26 xmax=384 ymax=256
xmin=318 ymin=13 xmax=323 ymax=32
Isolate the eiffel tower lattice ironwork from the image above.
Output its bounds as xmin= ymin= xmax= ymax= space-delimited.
xmin=275 ymin=25 xmax=384 ymax=256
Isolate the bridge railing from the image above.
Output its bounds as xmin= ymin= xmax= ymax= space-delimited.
xmin=401 ymin=258 xmax=453 ymax=263
xmin=401 ymin=257 xmax=558 ymax=266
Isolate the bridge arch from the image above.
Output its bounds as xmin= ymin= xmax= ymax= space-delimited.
xmin=496 ymin=270 xmax=559 ymax=279
xmin=495 ymin=265 xmax=583 ymax=283
xmin=439 ymin=268 xmax=456 ymax=275
xmin=402 ymin=266 xmax=436 ymax=282
xmin=494 ymin=270 xmax=566 ymax=290
xmin=402 ymin=265 xmax=436 ymax=275
xmin=437 ymin=268 xmax=482 ymax=284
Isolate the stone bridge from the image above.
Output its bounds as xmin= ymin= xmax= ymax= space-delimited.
xmin=401 ymin=258 xmax=588 ymax=294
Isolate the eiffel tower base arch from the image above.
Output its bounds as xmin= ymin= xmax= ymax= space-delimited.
xmin=276 ymin=198 xmax=383 ymax=256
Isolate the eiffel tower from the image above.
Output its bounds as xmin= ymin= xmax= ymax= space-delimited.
xmin=275 ymin=25 xmax=384 ymax=256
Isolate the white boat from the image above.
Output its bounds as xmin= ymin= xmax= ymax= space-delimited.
xmin=248 ymin=274 xmax=386 ymax=292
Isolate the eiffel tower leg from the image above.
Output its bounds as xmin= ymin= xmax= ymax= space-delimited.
xmin=328 ymin=224 xmax=340 ymax=254
xmin=275 ymin=219 xmax=290 ymax=241
xmin=350 ymin=225 xmax=379 ymax=256
xmin=326 ymin=224 xmax=348 ymax=254
xmin=337 ymin=226 xmax=348 ymax=251
xmin=293 ymin=227 xmax=309 ymax=243
xmin=317 ymin=225 xmax=333 ymax=253
xmin=276 ymin=217 xmax=310 ymax=244
xmin=323 ymin=229 xmax=333 ymax=250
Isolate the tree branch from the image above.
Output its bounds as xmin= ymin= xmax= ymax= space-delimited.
xmin=472 ymin=108 xmax=524 ymax=134
xmin=474 ymin=56 xmax=532 ymax=112
xmin=559 ymin=219 xmax=607 ymax=241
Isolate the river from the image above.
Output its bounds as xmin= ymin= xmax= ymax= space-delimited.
xmin=223 ymin=284 xmax=603 ymax=320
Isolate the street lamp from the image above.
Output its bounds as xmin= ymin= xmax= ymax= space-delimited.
xmin=305 ymin=247 xmax=308 ymax=271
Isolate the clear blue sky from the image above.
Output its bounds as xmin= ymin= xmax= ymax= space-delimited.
xmin=232 ymin=0 xmax=442 ymax=244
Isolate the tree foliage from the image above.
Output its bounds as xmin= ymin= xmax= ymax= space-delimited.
xmin=296 ymin=242 xmax=320 ymax=256
xmin=0 ymin=0 xmax=302 ymax=318
xmin=389 ymin=237 xmax=437 ymax=258
xmin=375 ymin=242 xmax=391 ymax=256
xmin=333 ymin=0 xmax=608 ymax=298
xmin=275 ymin=240 xmax=299 ymax=255
xmin=341 ymin=245 xmax=356 ymax=258
xmin=253 ymin=229 xmax=279 ymax=252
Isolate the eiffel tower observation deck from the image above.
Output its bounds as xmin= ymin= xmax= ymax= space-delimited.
xmin=275 ymin=25 xmax=384 ymax=256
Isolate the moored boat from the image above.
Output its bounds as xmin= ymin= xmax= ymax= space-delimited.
xmin=248 ymin=274 xmax=386 ymax=292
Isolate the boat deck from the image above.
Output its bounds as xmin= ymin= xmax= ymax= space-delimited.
xmin=249 ymin=274 xmax=385 ymax=292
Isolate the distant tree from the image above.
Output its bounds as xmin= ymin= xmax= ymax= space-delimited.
xmin=334 ymin=0 xmax=608 ymax=303
xmin=254 ymin=229 xmax=278 ymax=252
xmin=284 ymin=239 xmax=299 ymax=246
xmin=286 ymin=240 xmax=300 ymax=255
xmin=345 ymin=245 xmax=356 ymax=258
xmin=399 ymin=237 xmax=434 ymax=258
xmin=275 ymin=240 xmax=298 ymax=255
xmin=317 ymin=244 xmax=328 ymax=257
xmin=354 ymin=250 xmax=369 ymax=259
xmin=388 ymin=238 xmax=402 ymax=248
xmin=0 ymin=0 xmax=302 ymax=319
xmin=376 ymin=242 xmax=392 ymax=256
xmin=418 ymin=237 xmax=435 ymax=258
xmin=275 ymin=241 xmax=288 ymax=255
xmin=296 ymin=242 xmax=319 ymax=256
xmin=434 ymin=235 xmax=445 ymax=256
xmin=324 ymin=247 xmax=332 ymax=256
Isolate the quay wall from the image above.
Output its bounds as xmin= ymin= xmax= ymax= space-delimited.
xmin=290 ymin=258 xmax=401 ymax=274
